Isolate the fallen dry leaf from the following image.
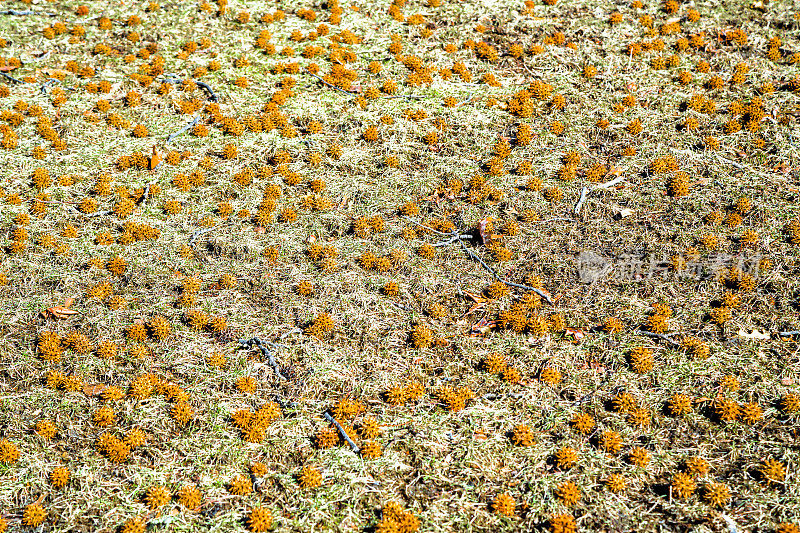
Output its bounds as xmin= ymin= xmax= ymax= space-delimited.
xmin=463 ymin=291 xmax=486 ymax=303
xmin=615 ymin=207 xmax=634 ymax=219
xmin=477 ymin=218 xmax=491 ymax=245
xmin=149 ymin=145 xmax=162 ymax=170
xmin=40 ymin=306 xmax=79 ymax=320
xmin=737 ymin=328 xmax=770 ymax=340
xmin=564 ymin=328 xmax=586 ymax=342
xmin=83 ymin=383 xmax=107 ymax=397
xmin=469 ymin=316 xmax=496 ymax=337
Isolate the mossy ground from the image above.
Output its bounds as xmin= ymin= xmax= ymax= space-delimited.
xmin=0 ymin=0 xmax=798 ymax=531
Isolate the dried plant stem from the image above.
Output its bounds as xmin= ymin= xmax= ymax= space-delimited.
xmin=574 ymin=174 xmax=626 ymax=215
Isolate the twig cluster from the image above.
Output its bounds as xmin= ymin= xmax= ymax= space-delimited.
xmin=400 ymin=216 xmax=553 ymax=304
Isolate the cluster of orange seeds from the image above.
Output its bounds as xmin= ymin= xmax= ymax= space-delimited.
xmin=231 ymin=402 xmax=281 ymax=443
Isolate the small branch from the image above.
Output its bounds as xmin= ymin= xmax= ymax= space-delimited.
xmin=459 ymin=239 xmax=553 ymax=304
xmin=195 ymin=80 xmax=218 ymax=102
xmin=140 ymin=183 xmax=151 ymax=204
xmin=0 ymin=9 xmax=57 ymax=15
xmin=40 ymin=78 xmax=58 ymax=93
xmin=188 ymin=225 xmax=217 ymax=248
xmin=304 ymin=68 xmax=358 ymax=96
xmin=574 ymin=174 xmax=627 ymax=215
xmin=399 ymin=215 xmax=453 ymax=236
xmin=323 ymin=410 xmax=360 ymax=453
xmin=403 ymin=216 xmax=553 ymax=304
xmin=238 ymin=337 xmax=288 ymax=381
xmin=432 ymin=234 xmax=472 ymax=247
xmin=0 ymin=72 xmax=27 ymax=84
xmin=593 ymin=174 xmax=626 ymax=190
xmin=530 ymin=217 xmax=576 ymax=223
xmin=40 ymin=78 xmax=74 ymax=93
xmin=574 ymin=187 xmax=590 ymax=215
xmin=634 ymin=329 xmax=680 ymax=346
xmin=383 ymin=94 xmax=425 ymax=99
xmin=482 ymin=392 xmax=523 ymax=400
xmin=167 ymin=113 xmax=201 ymax=143
xmin=778 ymin=331 xmax=800 ymax=338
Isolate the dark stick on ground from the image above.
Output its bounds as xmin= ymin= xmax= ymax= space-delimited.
xmin=458 ymin=239 xmax=554 ymax=304
xmin=167 ymin=113 xmax=202 ymax=143
xmin=0 ymin=72 xmax=27 ymax=84
xmin=195 ymin=81 xmax=218 ymax=102
xmin=238 ymin=338 xmax=288 ymax=381
xmin=401 ymin=216 xmax=553 ymax=304
xmin=304 ymin=68 xmax=359 ymax=96
xmin=634 ymin=329 xmax=680 ymax=346
xmin=0 ymin=9 xmax=57 ymax=15
xmin=323 ymin=410 xmax=360 ymax=453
